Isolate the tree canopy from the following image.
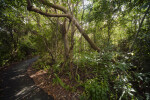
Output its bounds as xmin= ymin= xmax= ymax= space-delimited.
xmin=0 ymin=0 xmax=150 ymax=99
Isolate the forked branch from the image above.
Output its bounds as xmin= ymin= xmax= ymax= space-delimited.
xmin=26 ymin=0 xmax=100 ymax=52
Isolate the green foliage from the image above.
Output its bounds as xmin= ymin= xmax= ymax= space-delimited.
xmin=0 ymin=31 xmax=13 ymax=66
xmin=53 ymin=73 xmax=71 ymax=90
xmin=78 ymin=50 xmax=138 ymax=100
xmin=0 ymin=0 xmax=149 ymax=100
xmin=75 ymin=73 xmax=81 ymax=83
xmin=52 ymin=61 xmax=62 ymax=73
xmin=53 ymin=73 xmax=65 ymax=87
xmin=0 ymin=31 xmax=34 ymax=66
xmin=81 ymin=78 xmax=109 ymax=100
xmin=0 ymin=0 xmax=35 ymax=67
xmin=132 ymin=72 xmax=150 ymax=99
xmin=133 ymin=33 xmax=150 ymax=72
xmin=32 ymin=53 xmax=52 ymax=70
xmin=74 ymin=51 xmax=99 ymax=68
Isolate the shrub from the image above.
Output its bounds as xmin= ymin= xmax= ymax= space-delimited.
xmin=32 ymin=53 xmax=52 ymax=70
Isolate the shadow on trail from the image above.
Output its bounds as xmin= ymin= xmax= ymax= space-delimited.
xmin=0 ymin=57 xmax=54 ymax=100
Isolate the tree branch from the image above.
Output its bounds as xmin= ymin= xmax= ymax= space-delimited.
xmin=26 ymin=0 xmax=100 ymax=52
xmin=39 ymin=0 xmax=68 ymax=13
xmin=130 ymin=5 xmax=150 ymax=50
xmin=67 ymin=21 xmax=71 ymax=33
xmin=67 ymin=0 xmax=72 ymax=13
xmin=27 ymin=6 xmax=70 ymax=18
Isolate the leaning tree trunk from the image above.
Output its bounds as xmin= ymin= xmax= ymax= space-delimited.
xmin=26 ymin=0 xmax=100 ymax=52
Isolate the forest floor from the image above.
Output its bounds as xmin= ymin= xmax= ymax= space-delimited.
xmin=0 ymin=57 xmax=53 ymax=100
xmin=27 ymin=65 xmax=81 ymax=100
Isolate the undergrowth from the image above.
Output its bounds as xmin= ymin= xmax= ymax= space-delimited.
xmin=32 ymin=50 xmax=150 ymax=100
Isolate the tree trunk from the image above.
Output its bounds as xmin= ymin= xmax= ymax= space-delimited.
xmin=71 ymin=17 xmax=100 ymax=52
xmin=108 ymin=25 xmax=110 ymax=44
xmin=61 ymin=19 xmax=69 ymax=61
xmin=69 ymin=22 xmax=75 ymax=78
xmin=26 ymin=0 xmax=100 ymax=52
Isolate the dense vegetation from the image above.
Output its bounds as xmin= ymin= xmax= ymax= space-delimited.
xmin=0 ymin=0 xmax=150 ymax=99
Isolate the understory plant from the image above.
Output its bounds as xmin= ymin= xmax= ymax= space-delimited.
xmin=32 ymin=53 xmax=52 ymax=70
xmin=78 ymin=50 xmax=138 ymax=100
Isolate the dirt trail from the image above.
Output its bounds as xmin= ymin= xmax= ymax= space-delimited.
xmin=0 ymin=57 xmax=54 ymax=100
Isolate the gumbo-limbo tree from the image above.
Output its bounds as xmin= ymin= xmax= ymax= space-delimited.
xmin=26 ymin=0 xmax=100 ymax=74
